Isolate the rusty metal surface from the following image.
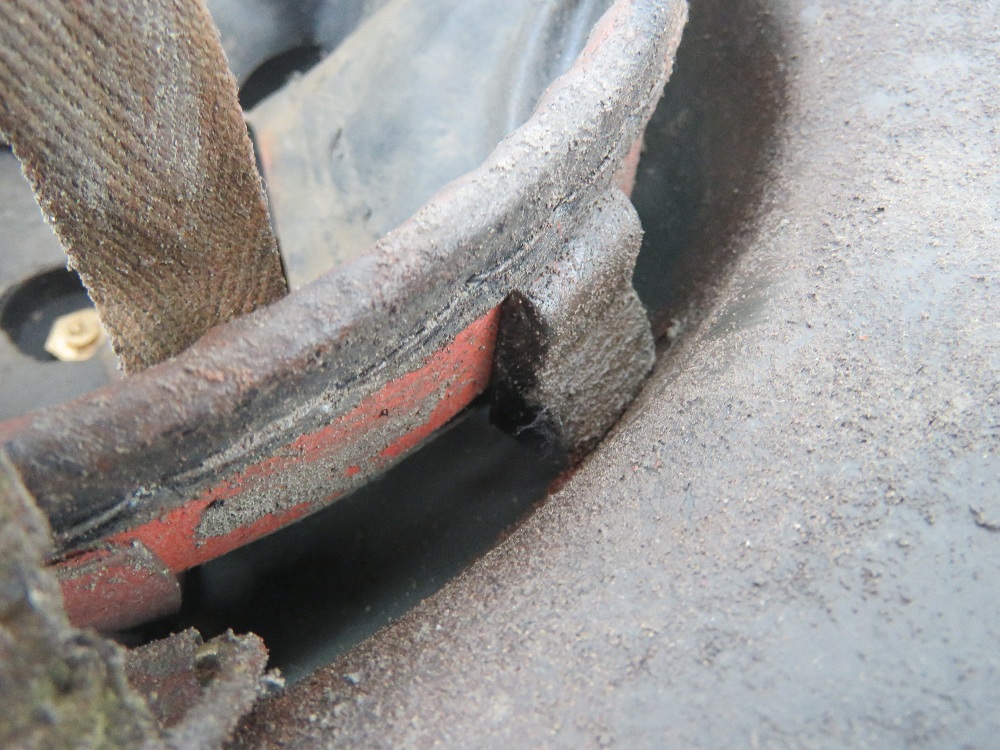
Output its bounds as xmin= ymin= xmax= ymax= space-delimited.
xmin=0 ymin=453 xmax=160 ymax=748
xmin=1 ymin=452 xmax=270 ymax=749
xmin=228 ymin=0 xmax=1000 ymax=745
xmin=0 ymin=0 xmax=687 ymax=628
xmin=127 ymin=629 xmax=274 ymax=750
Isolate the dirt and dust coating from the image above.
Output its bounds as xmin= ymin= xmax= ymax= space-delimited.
xmin=231 ymin=0 xmax=1000 ymax=747
xmin=492 ymin=187 xmax=655 ymax=454
xmin=4 ymin=0 xmax=687 ymax=563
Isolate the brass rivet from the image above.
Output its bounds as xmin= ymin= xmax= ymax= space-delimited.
xmin=44 ymin=308 xmax=106 ymax=362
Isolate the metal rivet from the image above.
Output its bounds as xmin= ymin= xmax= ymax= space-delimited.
xmin=44 ymin=308 xmax=105 ymax=362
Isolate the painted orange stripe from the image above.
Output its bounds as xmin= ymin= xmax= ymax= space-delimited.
xmin=104 ymin=307 xmax=501 ymax=573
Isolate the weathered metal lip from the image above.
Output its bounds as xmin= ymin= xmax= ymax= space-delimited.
xmin=0 ymin=0 xmax=687 ymax=567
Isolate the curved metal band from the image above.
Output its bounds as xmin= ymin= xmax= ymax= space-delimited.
xmin=0 ymin=0 xmax=687 ymax=582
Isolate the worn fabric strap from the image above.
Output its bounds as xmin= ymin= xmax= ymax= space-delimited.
xmin=0 ymin=0 xmax=287 ymax=371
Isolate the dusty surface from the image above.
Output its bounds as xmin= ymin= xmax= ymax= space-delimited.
xmin=2 ymin=0 xmax=687 ymax=568
xmin=127 ymin=629 xmax=275 ymax=750
xmin=232 ymin=0 xmax=1000 ymax=746
xmin=1 ymin=450 xmax=273 ymax=749
xmin=250 ymin=0 xmax=615 ymax=286
xmin=492 ymin=188 xmax=654 ymax=454
xmin=0 ymin=453 xmax=160 ymax=749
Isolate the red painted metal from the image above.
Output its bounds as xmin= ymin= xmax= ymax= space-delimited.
xmin=4 ymin=0 xmax=682 ymax=633
xmin=55 ymin=541 xmax=182 ymax=631
xmin=56 ymin=307 xmax=501 ymax=627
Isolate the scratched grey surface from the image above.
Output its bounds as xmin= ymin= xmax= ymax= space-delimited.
xmin=232 ymin=0 xmax=1000 ymax=746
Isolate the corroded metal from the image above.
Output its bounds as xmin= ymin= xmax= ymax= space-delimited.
xmin=0 ymin=453 xmax=270 ymax=749
xmin=491 ymin=188 xmax=655 ymax=455
xmin=0 ymin=0 xmax=687 ymax=629
xmin=0 ymin=453 xmax=159 ymax=748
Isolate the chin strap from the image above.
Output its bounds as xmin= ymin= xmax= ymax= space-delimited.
xmin=0 ymin=0 xmax=287 ymax=372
